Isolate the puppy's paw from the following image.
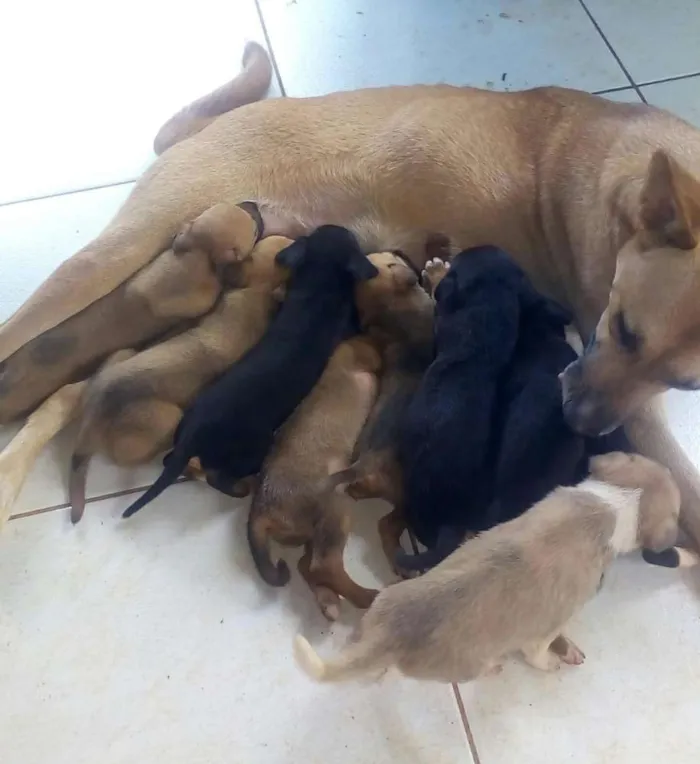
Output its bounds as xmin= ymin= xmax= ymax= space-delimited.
xmin=316 ymin=587 xmax=342 ymax=622
xmin=554 ymin=637 xmax=586 ymax=666
xmin=172 ymin=222 xmax=195 ymax=254
xmin=421 ymin=258 xmax=451 ymax=294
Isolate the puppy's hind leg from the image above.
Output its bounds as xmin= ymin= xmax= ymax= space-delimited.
xmin=522 ymin=631 xmax=585 ymax=671
xmin=309 ymin=497 xmax=379 ymax=617
xmin=298 ymin=544 xmax=342 ymax=622
xmin=378 ymin=506 xmax=407 ymax=574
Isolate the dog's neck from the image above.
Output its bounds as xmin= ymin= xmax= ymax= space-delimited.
xmin=580 ymin=479 xmax=641 ymax=555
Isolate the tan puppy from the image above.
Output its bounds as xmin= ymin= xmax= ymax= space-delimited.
xmin=5 ymin=45 xmax=700 ymax=547
xmin=295 ymin=453 xmax=695 ymax=683
xmin=69 ymin=236 xmax=291 ymax=522
xmin=0 ymin=202 xmax=261 ymax=424
xmin=247 ymin=335 xmax=383 ymax=620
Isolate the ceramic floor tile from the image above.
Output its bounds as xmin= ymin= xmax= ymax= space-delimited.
xmin=583 ymin=0 xmax=700 ymax=84
xmin=459 ymin=554 xmax=700 ymax=764
xmin=0 ymin=1 xmax=278 ymax=205
xmin=259 ymin=0 xmax=628 ymax=97
xmin=0 ymin=183 xmax=167 ymax=513
xmin=0 ymin=490 xmax=471 ymax=764
xmin=642 ymin=75 xmax=700 ymax=129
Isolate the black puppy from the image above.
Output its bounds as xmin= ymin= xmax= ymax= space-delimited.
xmin=484 ymin=291 xmax=584 ymax=527
xmin=121 ymin=226 xmax=378 ymax=518
xmin=396 ymin=246 xmax=528 ymax=571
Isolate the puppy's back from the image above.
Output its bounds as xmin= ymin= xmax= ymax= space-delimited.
xmin=367 ymin=486 xmax=615 ymax=668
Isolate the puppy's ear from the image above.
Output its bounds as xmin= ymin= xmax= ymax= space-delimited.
xmin=347 ymin=254 xmax=379 ymax=282
xmin=640 ymin=150 xmax=700 ymax=250
xmin=275 ymin=238 xmax=307 ymax=270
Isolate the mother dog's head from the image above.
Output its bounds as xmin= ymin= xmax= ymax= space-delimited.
xmin=562 ymin=149 xmax=700 ymax=436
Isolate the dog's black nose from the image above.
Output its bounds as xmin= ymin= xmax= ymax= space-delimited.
xmin=563 ymin=395 xmax=619 ymax=437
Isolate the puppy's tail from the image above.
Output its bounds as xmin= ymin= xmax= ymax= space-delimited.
xmin=121 ymin=448 xmax=189 ymax=518
xmin=247 ymin=502 xmax=291 ymax=586
xmin=294 ymin=634 xmax=389 ymax=683
xmin=153 ymin=41 xmax=273 ymax=155
xmin=69 ymin=452 xmax=92 ymax=524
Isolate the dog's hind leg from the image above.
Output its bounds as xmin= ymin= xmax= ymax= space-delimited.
xmin=378 ymin=507 xmax=407 ymax=574
xmin=308 ymin=498 xmax=379 ymax=617
xmin=0 ymin=379 xmax=86 ymax=530
xmin=298 ymin=545 xmax=342 ymax=622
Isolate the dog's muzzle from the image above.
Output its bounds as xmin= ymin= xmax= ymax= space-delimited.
xmin=560 ymin=359 xmax=620 ymax=437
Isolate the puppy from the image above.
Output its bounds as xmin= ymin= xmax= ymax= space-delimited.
xmin=329 ymin=256 xmax=439 ymax=568
xmin=484 ymin=285 xmax=584 ymax=528
xmin=120 ymin=225 xmax=379 ymax=518
xmin=295 ymin=452 xmax=689 ymax=684
xmin=0 ymin=202 xmax=262 ymax=424
xmin=68 ymin=236 xmax=293 ymax=522
xmin=396 ymin=247 xmax=530 ymax=571
xmin=246 ymin=249 xmax=433 ymax=616
xmin=247 ymin=336 xmax=383 ymax=620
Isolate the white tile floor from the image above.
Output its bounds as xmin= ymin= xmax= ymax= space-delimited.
xmin=1 ymin=1 xmax=700 ymax=762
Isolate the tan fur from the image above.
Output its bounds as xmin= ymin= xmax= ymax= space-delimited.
xmin=0 ymin=203 xmax=261 ymax=424
xmin=68 ymin=236 xmax=292 ymax=522
xmin=3 ymin=49 xmax=700 ymax=545
xmin=294 ymin=453 xmax=682 ymax=683
xmin=247 ymin=336 xmax=383 ymax=620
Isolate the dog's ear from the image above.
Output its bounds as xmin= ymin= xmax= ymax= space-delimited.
xmin=519 ymin=280 xmax=572 ymax=326
xmin=391 ymin=264 xmax=419 ymax=291
xmin=347 ymin=254 xmax=379 ymax=282
xmin=275 ymin=238 xmax=307 ymax=270
xmin=541 ymin=296 xmax=573 ymax=326
xmin=640 ymin=150 xmax=700 ymax=250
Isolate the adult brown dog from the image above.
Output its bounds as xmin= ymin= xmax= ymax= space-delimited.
xmin=3 ymin=42 xmax=700 ymax=547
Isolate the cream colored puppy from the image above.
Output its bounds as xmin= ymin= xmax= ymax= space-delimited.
xmin=295 ymin=452 xmax=697 ymax=683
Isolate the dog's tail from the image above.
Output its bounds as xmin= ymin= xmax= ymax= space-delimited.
xmin=153 ymin=41 xmax=273 ymax=155
xmin=247 ymin=501 xmax=291 ymax=586
xmin=121 ymin=447 xmax=189 ymax=518
xmin=69 ymin=452 xmax=92 ymax=524
xmin=294 ymin=634 xmax=389 ymax=683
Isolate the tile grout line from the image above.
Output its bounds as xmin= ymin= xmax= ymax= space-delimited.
xmin=254 ymin=0 xmax=287 ymax=97
xmin=452 ymin=684 xmax=482 ymax=764
xmin=576 ymin=0 xmax=647 ymax=104
xmin=634 ymin=71 xmax=700 ymax=89
xmin=8 ymin=477 xmax=190 ymax=521
xmin=0 ymin=178 xmax=138 ymax=209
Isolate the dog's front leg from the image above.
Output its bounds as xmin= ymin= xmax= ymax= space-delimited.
xmin=625 ymin=398 xmax=700 ymax=551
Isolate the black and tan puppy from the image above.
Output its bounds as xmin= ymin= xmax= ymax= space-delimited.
xmin=247 ymin=335 xmax=383 ymax=620
xmin=120 ymin=225 xmax=378 ymax=518
xmin=0 ymin=202 xmax=262 ymax=424
xmin=69 ymin=235 xmax=293 ymax=522
xmin=396 ymin=247 xmax=529 ymax=571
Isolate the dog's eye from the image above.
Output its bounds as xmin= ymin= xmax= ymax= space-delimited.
xmin=614 ymin=311 xmax=641 ymax=353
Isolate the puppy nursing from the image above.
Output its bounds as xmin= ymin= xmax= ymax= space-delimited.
xmin=295 ymin=453 xmax=683 ymax=684
xmin=69 ymin=234 xmax=293 ymax=522
xmin=0 ymin=203 xmax=262 ymax=424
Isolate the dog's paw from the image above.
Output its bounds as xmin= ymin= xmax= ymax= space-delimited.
xmin=421 ymin=258 xmax=451 ymax=294
xmin=316 ymin=587 xmax=342 ymax=622
xmin=550 ymin=636 xmax=586 ymax=666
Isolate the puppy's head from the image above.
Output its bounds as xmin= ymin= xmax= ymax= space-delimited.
xmin=354 ymin=250 xmax=434 ymax=338
xmin=561 ymin=150 xmax=700 ymax=436
xmin=589 ymin=451 xmax=681 ymax=552
xmin=172 ymin=202 xmax=262 ymax=266
xmin=276 ymin=225 xmax=378 ymax=283
xmin=435 ymin=245 xmax=525 ymax=312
